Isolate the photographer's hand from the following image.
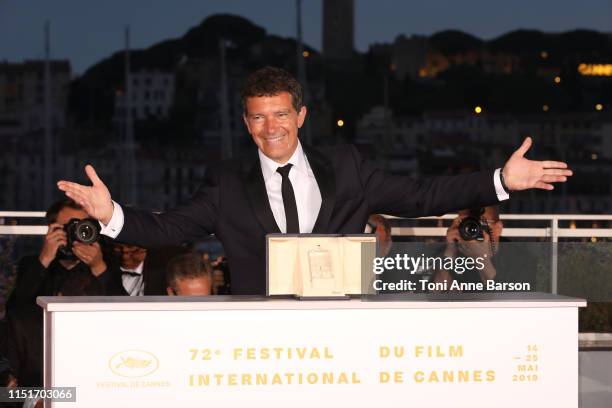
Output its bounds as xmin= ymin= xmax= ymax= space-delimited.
xmin=503 ymin=137 xmax=573 ymax=191
xmin=73 ymin=241 xmax=106 ymax=276
xmin=39 ymin=223 xmax=67 ymax=268
xmin=444 ymin=218 xmax=461 ymax=257
xmin=457 ymin=233 xmax=493 ymax=259
xmin=57 ymin=165 xmax=114 ymax=225
xmin=456 ymin=229 xmax=497 ymax=281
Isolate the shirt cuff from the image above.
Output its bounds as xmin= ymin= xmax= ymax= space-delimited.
xmin=99 ymin=201 xmax=124 ymax=239
xmin=493 ymin=168 xmax=510 ymax=201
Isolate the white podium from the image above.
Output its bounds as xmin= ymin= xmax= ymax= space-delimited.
xmin=38 ymin=293 xmax=585 ymax=408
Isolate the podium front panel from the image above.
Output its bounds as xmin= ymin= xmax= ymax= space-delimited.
xmin=39 ymin=295 xmax=585 ymax=407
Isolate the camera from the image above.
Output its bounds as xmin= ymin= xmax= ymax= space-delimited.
xmin=57 ymin=218 xmax=101 ymax=259
xmin=458 ymin=208 xmax=490 ymax=241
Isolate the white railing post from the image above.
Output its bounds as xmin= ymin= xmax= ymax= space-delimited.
xmin=551 ymin=217 xmax=559 ymax=294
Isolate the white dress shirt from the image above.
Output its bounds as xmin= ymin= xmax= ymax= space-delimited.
xmin=257 ymin=141 xmax=322 ymax=233
xmin=100 ymin=145 xmax=509 ymax=237
xmin=121 ymin=261 xmax=145 ymax=296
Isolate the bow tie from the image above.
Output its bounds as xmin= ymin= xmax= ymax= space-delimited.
xmin=122 ymin=270 xmax=142 ymax=277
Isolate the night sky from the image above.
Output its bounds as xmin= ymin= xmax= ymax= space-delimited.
xmin=1 ymin=0 xmax=611 ymax=74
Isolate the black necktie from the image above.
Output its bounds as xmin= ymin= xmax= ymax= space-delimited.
xmin=276 ymin=164 xmax=300 ymax=233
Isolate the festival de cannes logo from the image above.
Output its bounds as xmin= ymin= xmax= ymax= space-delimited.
xmin=109 ymin=350 xmax=159 ymax=378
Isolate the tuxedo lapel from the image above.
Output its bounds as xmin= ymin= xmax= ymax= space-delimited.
xmin=304 ymin=145 xmax=336 ymax=233
xmin=242 ymin=154 xmax=281 ymax=233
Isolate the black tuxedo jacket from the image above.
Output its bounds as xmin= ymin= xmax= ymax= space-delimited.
xmin=118 ymin=144 xmax=499 ymax=295
xmin=6 ymin=304 xmax=43 ymax=387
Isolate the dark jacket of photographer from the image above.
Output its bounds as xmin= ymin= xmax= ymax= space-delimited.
xmin=6 ymin=253 xmax=126 ymax=311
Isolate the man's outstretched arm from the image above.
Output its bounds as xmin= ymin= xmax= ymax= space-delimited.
xmin=57 ymin=164 xmax=218 ymax=248
xmin=359 ymin=137 xmax=572 ymax=217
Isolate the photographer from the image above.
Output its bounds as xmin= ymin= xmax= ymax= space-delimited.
xmin=433 ymin=205 xmax=503 ymax=287
xmin=6 ymin=199 xmax=126 ymax=311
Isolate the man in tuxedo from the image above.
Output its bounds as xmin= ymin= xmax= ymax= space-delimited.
xmin=112 ymin=243 xmax=189 ymax=296
xmin=58 ymin=66 xmax=572 ymax=295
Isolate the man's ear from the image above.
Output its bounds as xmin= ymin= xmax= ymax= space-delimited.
xmin=297 ymin=106 xmax=307 ymax=128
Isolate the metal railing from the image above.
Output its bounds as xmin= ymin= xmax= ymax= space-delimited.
xmin=1 ymin=211 xmax=611 ymax=294
xmin=387 ymin=213 xmax=612 ymax=294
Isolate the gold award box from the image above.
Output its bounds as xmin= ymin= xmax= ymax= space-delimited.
xmin=266 ymin=234 xmax=377 ymax=297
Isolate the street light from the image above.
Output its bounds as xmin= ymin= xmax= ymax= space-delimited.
xmin=337 ymin=119 xmax=344 ymax=127
xmin=554 ymin=76 xmax=561 ymax=84
xmin=474 ymin=106 xmax=482 ymax=114
xmin=595 ymin=103 xmax=603 ymax=111
xmin=542 ymin=104 xmax=549 ymax=112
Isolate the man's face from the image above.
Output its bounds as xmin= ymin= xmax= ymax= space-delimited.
xmin=55 ymin=207 xmax=88 ymax=225
xmin=482 ymin=207 xmax=503 ymax=244
xmin=243 ymin=92 xmax=307 ymax=164
xmin=167 ymin=276 xmax=212 ymax=296
xmin=113 ymin=244 xmax=147 ymax=269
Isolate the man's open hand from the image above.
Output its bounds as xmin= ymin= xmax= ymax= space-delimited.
xmin=57 ymin=165 xmax=114 ymax=225
xmin=503 ymin=137 xmax=573 ymax=191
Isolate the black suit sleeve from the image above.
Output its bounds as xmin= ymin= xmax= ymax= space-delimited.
xmin=6 ymin=314 xmax=23 ymax=386
xmin=351 ymin=145 xmax=500 ymax=217
xmin=117 ymin=165 xmax=220 ymax=248
xmin=6 ymin=306 xmax=43 ymax=387
xmin=5 ymin=256 xmax=46 ymax=312
xmin=94 ymin=253 xmax=128 ymax=296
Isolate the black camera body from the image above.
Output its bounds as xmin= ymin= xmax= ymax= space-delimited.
xmin=458 ymin=208 xmax=490 ymax=241
xmin=57 ymin=218 xmax=101 ymax=259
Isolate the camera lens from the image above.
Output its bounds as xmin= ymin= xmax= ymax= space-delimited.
xmin=459 ymin=218 xmax=482 ymax=241
xmin=75 ymin=220 xmax=99 ymax=244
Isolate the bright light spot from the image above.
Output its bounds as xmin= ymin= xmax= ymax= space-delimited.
xmin=542 ymin=105 xmax=549 ymax=112
xmin=554 ymin=76 xmax=561 ymax=84
xmin=541 ymin=51 xmax=549 ymax=59
xmin=591 ymin=237 xmax=598 ymax=243
xmin=302 ymin=50 xmax=310 ymax=58
xmin=474 ymin=106 xmax=482 ymax=114
xmin=578 ymin=63 xmax=612 ymax=77
xmin=337 ymin=119 xmax=344 ymax=127
xmin=591 ymin=153 xmax=598 ymax=160
xmin=596 ymin=103 xmax=603 ymax=111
